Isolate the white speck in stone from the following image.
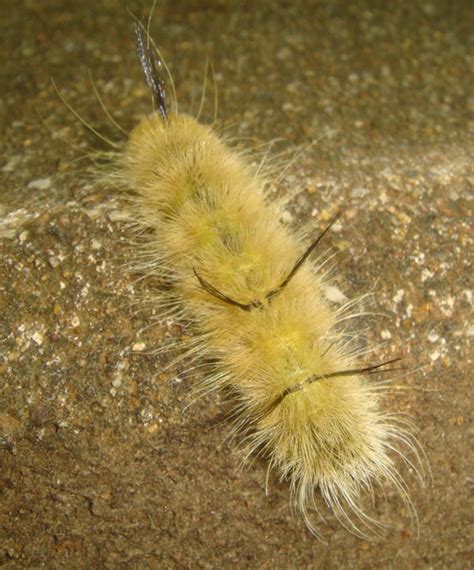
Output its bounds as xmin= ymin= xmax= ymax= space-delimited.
xmin=32 ymin=332 xmax=44 ymax=346
xmin=411 ymin=252 xmax=426 ymax=264
xmin=276 ymin=47 xmax=292 ymax=61
xmin=350 ymin=186 xmax=369 ymax=198
xmin=27 ymin=177 xmax=52 ymax=191
xmin=323 ymin=125 xmax=338 ymax=138
xmin=381 ymin=329 xmax=392 ymax=340
xmin=132 ymin=342 xmax=146 ymax=351
xmin=48 ymin=256 xmax=60 ymax=269
xmin=116 ymin=359 xmax=129 ymax=371
xmin=428 ymin=331 xmax=440 ymax=343
xmin=324 ymin=285 xmax=348 ymax=304
xmin=393 ymin=289 xmax=405 ymax=305
xmin=2 ymin=156 xmax=21 ymax=173
xmin=421 ymin=268 xmax=435 ymax=282
xmin=430 ymin=351 xmax=441 ymax=362
xmin=108 ymin=210 xmax=128 ymax=222
xmin=112 ymin=377 xmax=122 ymax=388
xmin=282 ymin=102 xmax=297 ymax=113
xmin=439 ymin=295 xmax=455 ymax=317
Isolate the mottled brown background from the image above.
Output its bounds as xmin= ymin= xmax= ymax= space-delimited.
xmin=1 ymin=0 xmax=472 ymax=568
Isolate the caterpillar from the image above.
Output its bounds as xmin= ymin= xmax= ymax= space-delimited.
xmin=72 ymin=22 xmax=424 ymax=538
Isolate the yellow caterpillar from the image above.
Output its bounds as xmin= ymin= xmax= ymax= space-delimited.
xmin=87 ymin=23 xmax=424 ymax=537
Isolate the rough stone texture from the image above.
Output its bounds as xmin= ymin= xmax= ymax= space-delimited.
xmin=1 ymin=1 xmax=472 ymax=568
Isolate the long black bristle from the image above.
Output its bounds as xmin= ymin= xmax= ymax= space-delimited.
xmin=133 ymin=23 xmax=167 ymax=119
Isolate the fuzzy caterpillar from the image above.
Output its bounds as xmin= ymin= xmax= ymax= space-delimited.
xmin=87 ymin=24 xmax=423 ymax=537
